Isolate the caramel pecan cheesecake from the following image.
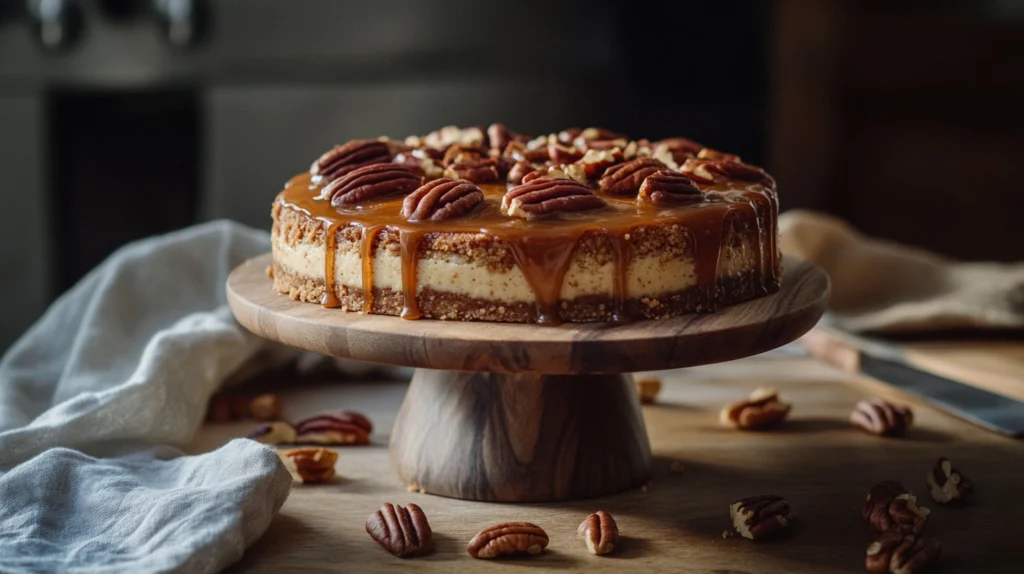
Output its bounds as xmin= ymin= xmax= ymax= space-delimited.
xmin=271 ymin=125 xmax=779 ymax=325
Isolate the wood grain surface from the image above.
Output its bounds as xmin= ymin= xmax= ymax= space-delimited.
xmin=190 ymin=356 xmax=1024 ymax=573
xmin=226 ymin=254 xmax=830 ymax=374
xmin=390 ymin=370 xmax=651 ymax=502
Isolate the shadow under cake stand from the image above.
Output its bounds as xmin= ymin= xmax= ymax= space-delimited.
xmin=226 ymin=253 xmax=829 ymax=502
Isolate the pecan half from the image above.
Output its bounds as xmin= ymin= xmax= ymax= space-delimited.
xmin=249 ymin=393 xmax=282 ymax=421
xmin=577 ymin=510 xmax=619 ymax=555
xmin=638 ymin=170 xmax=704 ymax=205
xmin=697 ymin=147 xmax=741 ymax=162
xmin=681 ymin=158 xmax=768 ymax=184
xmin=503 ymin=139 xmax=550 ymax=163
xmin=652 ymin=137 xmax=703 ymax=164
xmin=598 ymin=157 xmax=668 ymax=195
xmin=294 ymin=410 xmax=373 ymax=445
xmin=557 ymin=127 xmax=582 ymax=144
xmin=402 ymin=178 xmax=484 ymax=222
xmin=467 ymin=522 xmax=549 ymax=559
xmin=502 ymin=177 xmax=607 ymax=220
xmin=573 ymin=127 xmax=628 ymax=151
xmin=325 ymin=164 xmax=422 ymax=206
xmin=487 ymin=123 xmax=529 ymax=152
xmin=851 ymin=398 xmax=914 ymax=437
xmin=719 ymin=387 xmax=792 ymax=430
xmin=862 ymin=481 xmax=930 ymax=535
xmin=444 ymin=157 xmax=507 ymax=184
xmin=366 ymin=503 xmax=433 ymax=558
xmin=418 ymin=125 xmax=485 ymax=150
xmin=635 ymin=377 xmax=661 ymax=405
xmin=729 ymin=495 xmax=796 ymax=540
xmin=441 ymin=144 xmax=486 ymax=167
xmin=547 ymin=142 xmax=584 ymax=164
xmin=866 ymin=531 xmax=941 ymax=574
xmin=506 ymin=160 xmax=536 ymax=185
xmin=277 ymin=447 xmax=338 ymax=484
xmin=393 ymin=149 xmax=444 ymax=180
xmin=248 ymin=421 xmax=297 ymax=445
xmin=925 ymin=457 xmax=974 ymax=504
xmin=310 ymin=140 xmax=392 ymax=185
xmin=522 ymin=165 xmax=571 ymax=184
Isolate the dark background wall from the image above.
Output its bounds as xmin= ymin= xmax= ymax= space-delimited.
xmin=0 ymin=0 xmax=1021 ymax=353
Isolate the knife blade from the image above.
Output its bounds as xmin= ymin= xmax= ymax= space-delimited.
xmin=801 ymin=324 xmax=1024 ymax=438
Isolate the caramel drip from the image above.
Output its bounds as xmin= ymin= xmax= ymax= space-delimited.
xmin=507 ymin=232 xmax=584 ymax=325
xmin=320 ymin=222 xmax=341 ymax=308
xmin=765 ymin=190 xmax=780 ymax=286
xmin=736 ymin=194 xmax=768 ymax=295
xmin=361 ymin=225 xmax=384 ymax=313
xmin=399 ymin=230 xmax=424 ymax=320
xmin=608 ymin=232 xmax=632 ymax=324
xmin=687 ymin=203 xmax=732 ymax=310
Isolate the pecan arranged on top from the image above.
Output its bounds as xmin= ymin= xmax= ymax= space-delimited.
xmin=506 ymin=160 xmax=536 ymax=185
xmin=467 ymin=522 xmax=549 ymax=559
xmin=729 ymin=495 xmax=796 ymax=540
xmin=277 ymin=447 xmax=338 ymax=484
xmin=294 ymin=410 xmax=373 ymax=445
xmin=310 ymin=140 xmax=393 ymax=185
xmin=697 ymin=147 xmax=741 ymax=162
xmin=570 ymin=147 xmax=624 ymax=180
xmin=577 ymin=510 xmax=619 ymax=555
xmin=248 ymin=421 xmax=297 ymax=445
xmin=323 ymin=163 xmax=422 ymax=206
xmin=573 ymin=127 xmax=628 ymax=151
xmin=443 ymin=157 xmax=508 ymax=184
xmin=407 ymin=125 xmax=485 ymax=150
xmin=502 ymin=177 xmax=607 ymax=220
xmin=719 ymin=387 xmax=792 ymax=430
xmin=522 ymin=165 xmax=572 ymax=185
xmin=851 ymin=398 xmax=914 ymax=437
xmin=865 ymin=531 xmax=941 ymax=574
xmin=862 ymin=481 xmax=930 ymax=535
xmin=393 ymin=148 xmax=444 ymax=180
xmin=681 ymin=158 xmax=768 ymax=184
xmin=652 ymin=137 xmax=703 ymax=164
xmin=402 ymin=178 xmax=484 ymax=222
xmin=441 ymin=144 xmax=486 ymax=167
xmin=925 ymin=457 xmax=974 ymax=504
xmin=598 ymin=157 xmax=668 ymax=195
xmin=366 ymin=502 xmax=433 ymax=558
xmin=638 ymin=170 xmax=704 ymax=205
xmin=547 ymin=141 xmax=584 ymax=164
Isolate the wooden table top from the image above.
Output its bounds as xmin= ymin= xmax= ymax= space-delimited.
xmin=189 ymin=353 xmax=1024 ymax=573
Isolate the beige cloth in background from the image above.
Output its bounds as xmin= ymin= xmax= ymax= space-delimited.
xmin=778 ymin=210 xmax=1024 ymax=333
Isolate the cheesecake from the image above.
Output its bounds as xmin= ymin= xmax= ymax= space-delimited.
xmin=270 ymin=125 xmax=779 ymax=325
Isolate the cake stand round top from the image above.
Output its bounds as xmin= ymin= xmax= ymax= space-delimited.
xmin=227 ymin=253 xmax=829 ymax=374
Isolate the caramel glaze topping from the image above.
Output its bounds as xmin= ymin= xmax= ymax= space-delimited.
xmin=278 ymin=127 xmax=780 ymax=326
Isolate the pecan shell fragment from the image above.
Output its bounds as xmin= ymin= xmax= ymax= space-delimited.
xmin=366 ymin=502 xmax=433 ymax=558
xmin=502 ymin=177 xmax=607 ymax=220
xmin=598 ymin=157 xmax=668 ymax=195
xmin=310 ymin=140 xmax=392 ymax=184
xmin=851 ymin=398 xmax=914 ymax=437
xmin=402 ymin=178 xmax=484 ymax=222
xmin=324 ymin=164 xmax=422 ymax=206
xmin=467 ymin=522 xmax=549 ymax=559
xmin=638 ymin=170 xmax=704 ymax=205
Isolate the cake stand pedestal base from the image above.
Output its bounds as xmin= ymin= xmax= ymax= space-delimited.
xmin=390 ymin=369 xmax=652 ymax=502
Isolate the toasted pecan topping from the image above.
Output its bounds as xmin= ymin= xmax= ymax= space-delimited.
xmin=324 ymin=163 xmax=422 ymax=206
xmin=598 ymin=157 xmax=668 ymax=195
xmin=310 ymin=140 xmax=392 ymax=184
xmin=638 ymin=170 xmax=704 ymax=205
xmin=402 ymin=178 xmax=484 ymax=222
xmin=502 ymin=177 xmax=607 ymax=220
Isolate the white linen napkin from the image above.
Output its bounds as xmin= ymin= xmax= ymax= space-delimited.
xmin=779 ymin=210 xmax=1024 ymax=333
xmin=0 ymin=221 xmax=293 ymax=573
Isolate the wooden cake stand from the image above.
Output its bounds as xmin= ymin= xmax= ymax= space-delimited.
xmin=227 ymin=254 xmax=829 ymax=502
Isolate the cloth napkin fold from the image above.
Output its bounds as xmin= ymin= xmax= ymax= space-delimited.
xmin=779 ymin=209 xmax=1024 ymax=333
xmin=0 ymin=221 xmax=293 ymax=574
